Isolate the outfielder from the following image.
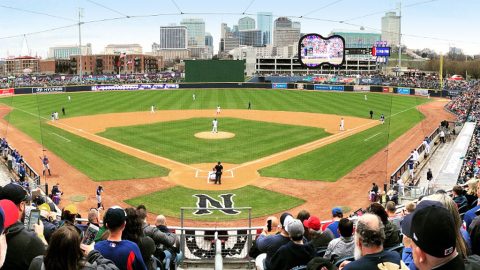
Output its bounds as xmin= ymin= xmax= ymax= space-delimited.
xmin=212 ymin=118 xmax=218 ymax=133
xmin=193 ymin=93 xmax=196 ymax=101
xmin=216 ymin=105 xmax=221 ymax=114
xmin=150 ymin=105 xmax=155 ymax=113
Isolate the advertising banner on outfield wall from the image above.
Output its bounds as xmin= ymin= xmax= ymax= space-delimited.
xmin=296 ymin=83 xmax=304 ymax=90
xmin=0 ymin=88 xmax=14 ymax=96
xmin=415 ymin=89 xmax=429 ymax=96
xmin=353 ymin=85 xmax=370 ymax=92
xmin=33 ymin=87 xmax=65 ymax=94
xmin=382 ymin=87 xmax=393 ymax=93
xmin=91 ymin=84 xmax=179 ymax=91
xmin=314 ymin=85 xmax=344 ymax=91
xmin=272 ymin=83 xmax=288 ymax=89
xmin=397 ymin=88 xmax=410 ymax=95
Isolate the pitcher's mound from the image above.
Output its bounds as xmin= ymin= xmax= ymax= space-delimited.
xmin=195 ymin=131 xmax=235 ymax=139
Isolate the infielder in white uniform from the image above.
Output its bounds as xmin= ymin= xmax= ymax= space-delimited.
xmin=150 ymin=105 xmax=155 ymax=113
xmin=212 ymin=118 xmax=218 ymax=133
xmin=340 ymin=118 xmax=345 ymax=131
xmin=216 ymin=105 xmax=221 ymax=114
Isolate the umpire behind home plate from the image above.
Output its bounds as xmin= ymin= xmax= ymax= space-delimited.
xmin=214 ymin=161 xmax=223 ymax=185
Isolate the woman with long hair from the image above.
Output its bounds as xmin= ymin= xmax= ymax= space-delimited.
xmin=29 ymin=225 xmax=119 ymax=270
xmin=122 ymin=208 xmax=156 ymax=270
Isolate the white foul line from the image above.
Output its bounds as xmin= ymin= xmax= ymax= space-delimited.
xmin=50 ymin=132 xmax=71 ymax=142
xmin=364 ymin=132 xmax=382 ymax=142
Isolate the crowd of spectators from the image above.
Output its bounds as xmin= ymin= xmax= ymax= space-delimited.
xmin=0 ymin=180 xmax=183 ymax=270
xmin=0 ymin=73 xmax=182 ymax=88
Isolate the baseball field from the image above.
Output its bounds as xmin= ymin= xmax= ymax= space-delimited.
xmin=0 ymin=89 xmax=454 ymax=224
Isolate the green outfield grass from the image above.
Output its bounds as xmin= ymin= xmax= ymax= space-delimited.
xmin=260 ymin=106 xmax=424 ymax=180
xmin=125 ymin=185 xmax=305 ymax=221
xmin=98 ymin=118 xmax=329 ymax=164
xmin=3 ymin=108 xmax=169 ymax=181
xmin=0 ymin=89 xmax=429 ymax=181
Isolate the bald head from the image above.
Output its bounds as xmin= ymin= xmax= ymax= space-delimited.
xmin=155 ymin=215 xmax=166 ymax=226
xmin=355 ymin=213 xmax=385 ymax=248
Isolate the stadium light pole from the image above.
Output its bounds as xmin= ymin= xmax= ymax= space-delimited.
xmin=78 ymin=8 xmax=84 ymax=83
xmin=397 ymin=1 xmax=402 ymax=69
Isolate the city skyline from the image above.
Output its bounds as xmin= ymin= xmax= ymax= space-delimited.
xmin=0 ymin=0 xmax=479 ymax=58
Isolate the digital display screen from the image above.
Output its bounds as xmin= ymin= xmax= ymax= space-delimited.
xmin=372 ymin=47 xmax=391 ymax=57
xmin=299 ymin=34 xmax=345 ymax=68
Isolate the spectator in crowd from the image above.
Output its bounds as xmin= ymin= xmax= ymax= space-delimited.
xmin=323 ymin=218 xmax=354 ymax=261
xmin=465 ymin=178 xmax=479 ymax=207
xmin=426 ymin=193 xmax=470 ymax=257
xmin=136 ymin=205 xmax=176 ymax=262
xmin=38 ymin=203 xmax=58 ymax=243
xmin=122 ymin=208 xmax=156 ymax=270
xmin=249 ymin=216 xmax=279 ymax=261
xmin=464 ymin=180 xmax=480 ymax=229
xmin=339 ymin=213 xmax=404 ymax=269
xmin=386 ymin=201 xmax=402 ymax=230
xmin=296 ymin=210 xmax=311 ymax=240
xmin=401 ymin=200 xmax=464 ymax=270
xmin=304 ymin=215 xmax=334 ymax=250
xmin=405 ymin=202 xmax=416 ymax=215
xmin=60 ymin=204 xmax=83 ymax=234
xmin=401 ymin=235 xmax=417 ymax=270
xmin=323 ymin=207 xmax=343 ymax=238
xmin=88 ymin=208 xmax=100 ymax=228
xmin=29 ymin=225 xmax=120 ymax=270
xmin=0 ymin=199 xmax=20 ymax=268
xmin=0 ymin=184 xmax=47 ymax=270
xmin=306 ymin=257 xmax=336 ymax=270
xmin=95 ymin=206 xmax=147 ymax=270
xmin=269 ymin=219 xmax=315 ymax=270
xmin=452 ymin=185 xmax=468 ymax=210
xmin=256 ymin=213 xmax=293 ymax=270
xmin=154 ymin=215 xmax=182 ymax=270
xmin=365 ymin=202 xmax=401 ymax=248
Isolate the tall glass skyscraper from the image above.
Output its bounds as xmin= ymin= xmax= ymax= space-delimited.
xmin=159 ymin=26 xmax=187 ymax=49
xmin=257 ymin=12 xmax=272 ymax=45
xmin=180 ymin=18 xmax=206 ymax=48
xmin=238 ymin=16 xmax=255 ymax=31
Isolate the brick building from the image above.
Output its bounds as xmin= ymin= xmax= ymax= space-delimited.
xmin=70 ymin=54 xmax=163 ymax=75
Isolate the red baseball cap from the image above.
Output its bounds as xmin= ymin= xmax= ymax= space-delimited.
xmin=0 ymin=199 xmax=19 ymax=232
xmin=303 ymin=216 xmax=321 ymax=231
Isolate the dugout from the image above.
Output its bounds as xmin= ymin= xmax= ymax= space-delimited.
xmin=184 ymin=60 xmax=245 ymax=82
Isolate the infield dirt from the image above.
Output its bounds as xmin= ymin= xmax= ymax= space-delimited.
xmin=0 ymin=99 xmax=454 ymax=226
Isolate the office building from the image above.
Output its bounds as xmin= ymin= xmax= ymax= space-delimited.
xmin=180 ymin=18 xmax=206 ymax=48
xmin=381 ymin=12 xmax=401 ymax=46
xmin=238 ymin=16 xmax=255 ymax=31
xmin=48 ymin=43 xmax=92 ymax=59
xmin=159 ymin=26 xmax=187 ymax=49
xmin=273 ymin=17 xmax=300 ymax=48
xmin=257 ymin=12 xmax=273 ymax=45
xmin=239 ymin=30 xmax=262 ymax=47
xmin=104 ymin=44 xmax=143 ymax=55
xmin=332 ymin=30 xmax=381 ymax=48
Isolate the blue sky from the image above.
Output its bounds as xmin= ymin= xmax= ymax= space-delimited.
xmin=0 ymin=0 xmax=479 ymax=58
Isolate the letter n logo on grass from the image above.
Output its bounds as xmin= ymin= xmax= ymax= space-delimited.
xmin=193 ymin=194 xmax=240 ymax=215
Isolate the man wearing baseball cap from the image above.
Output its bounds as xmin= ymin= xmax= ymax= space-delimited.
xmin=304 ymin=215 xmax=334 ymax=250
xmin=401 ymin=200 xmax=464 ymax=270
xmin=256 ymin=212 xmax=293 ymax=270
xmin=94 ymin=206 xmax=147 ymax=270
xmin=0 ymin=199 xmax=20 ymax=268
xmin=269 ymin=219 xmax=315 ymax=270
xmin=324 ymin=207 xmax=343 ymax=238
xmin=0 ymin=184 xmax=46 ymax=270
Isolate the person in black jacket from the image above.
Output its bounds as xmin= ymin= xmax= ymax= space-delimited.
xmin=0 ymin=183 xmax=46 ymax=270
xmin=269 ymin=219 xmax=315 ymax=270
xmin=28 ymin=225 xmax=119 ymax=270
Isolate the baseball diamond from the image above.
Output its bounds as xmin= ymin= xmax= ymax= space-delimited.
xmin=0 ymin=89 xmax=453 ymax=226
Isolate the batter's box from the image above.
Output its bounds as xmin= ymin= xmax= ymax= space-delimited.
xmin=195 ymin=169 xmax=234 ymax=179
